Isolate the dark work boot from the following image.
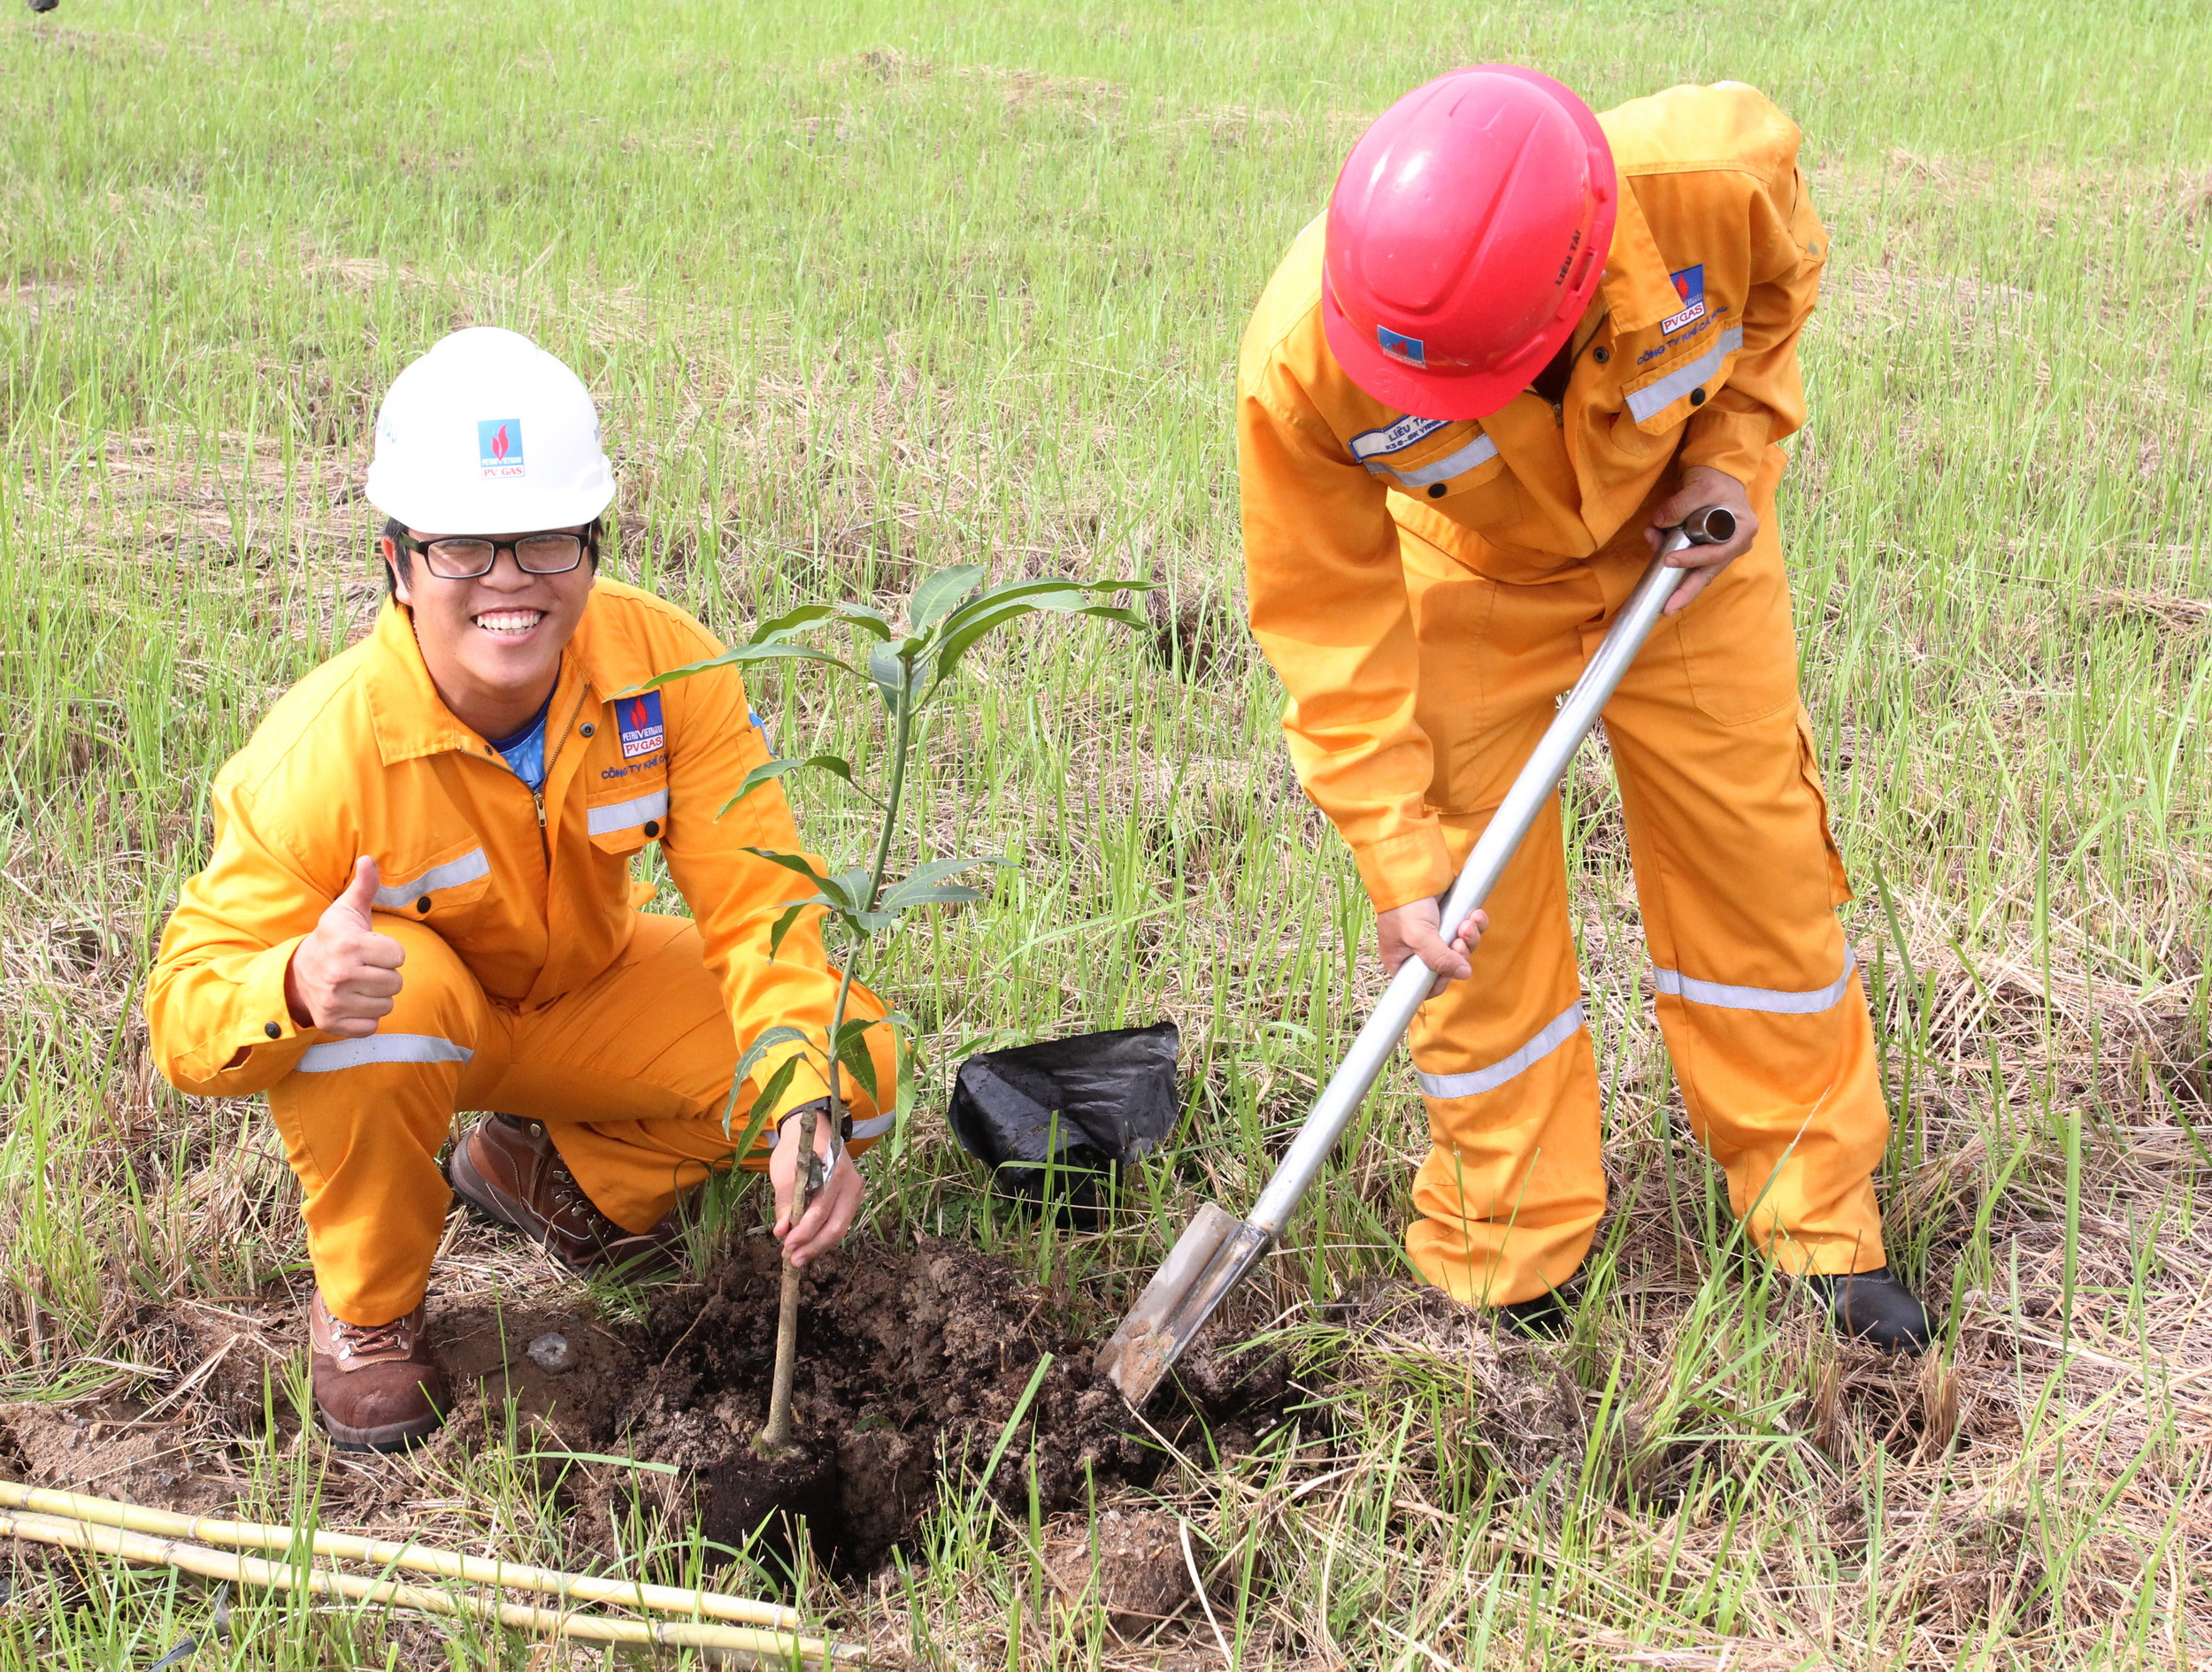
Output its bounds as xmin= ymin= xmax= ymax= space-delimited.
xmin=310 ymin=1292 xmax=449 ymax=1453
xmin=1805 ymin=1267 xmax=1933 ymax=1355
xmin=1498 ymin=1290 xmax=1571 ymax=1338
xmin=448 ymin=1114 xmax=687 ymax=1280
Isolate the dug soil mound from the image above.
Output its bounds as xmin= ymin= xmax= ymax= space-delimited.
xmin=569 ymin=1231 xmax=1286 ymax=1576
xmin=0 ymin=1229 xmax=1289 ymax=1591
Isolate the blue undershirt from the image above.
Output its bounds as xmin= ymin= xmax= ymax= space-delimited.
xmin=487 ymin=692 xmax=554 ymax=793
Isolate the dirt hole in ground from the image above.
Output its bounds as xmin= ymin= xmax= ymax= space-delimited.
xmin=565 ymin=1231 xmax=1287 ymax=1579
xmin=0 ymin=1233 xmax=1289 ymax=1591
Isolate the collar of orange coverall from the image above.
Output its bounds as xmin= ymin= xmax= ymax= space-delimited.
xmin=358 ymin=598 xmax=483 ymax=766
xmin=362 ymin=587 xmax=655 ymax=768
xmin=1594 ymin=177 xmax=1681 ymax=335
xmin=360 ymin=594 xmax=583 ymax=768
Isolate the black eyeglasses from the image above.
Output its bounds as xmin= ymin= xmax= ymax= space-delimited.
xmin=396 ymin=525 xmax=598 ymax=581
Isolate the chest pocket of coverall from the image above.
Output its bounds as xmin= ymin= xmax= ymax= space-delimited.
xmin=373 ymin=840 xmax=494 ymax=928
xmin=1607 ymin=322 xmax=1740 ymax=468
xmin=1359 ymin=420 xmax=1525 ymax=541
xmin=587 ymin=786 xmax=667 ymax=856
xmin=588 ymin=786 xmax=668 ymax=909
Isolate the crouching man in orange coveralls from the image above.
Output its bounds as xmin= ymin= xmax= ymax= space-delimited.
xmin=148 ymin=327 xmax=900 ymax=1450
xmin=1240 ymin=68 xmax=1931 ymax=1351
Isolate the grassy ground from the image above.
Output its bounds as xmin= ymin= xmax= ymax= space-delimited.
xmin=3 ymin=0 xmax=2209 ymax=1666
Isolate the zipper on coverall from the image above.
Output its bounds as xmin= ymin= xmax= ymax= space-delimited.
xmin=1543 ymin=311 xmax=1612 ymax=426
xmin=532 ymin=681 xmax=593 ymax=863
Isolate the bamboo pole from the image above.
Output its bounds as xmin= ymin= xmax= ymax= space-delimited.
xmin=0 ymin=1481 xmax=798 ymax=1629
xmin=0 ymin=1509 xmax=867 ymax=1665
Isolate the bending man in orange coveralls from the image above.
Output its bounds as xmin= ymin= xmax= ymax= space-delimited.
xmin=149 ymin=328 xmax=900 ymax=1450
xmin=1240 ymin=68 xmax=1929 ymax=1351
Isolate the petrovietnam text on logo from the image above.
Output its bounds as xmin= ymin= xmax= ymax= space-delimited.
xmin=617 ymin=692 xmax=666 ymax=761
xmin=477 ymin=418 xmax=526 ymax=479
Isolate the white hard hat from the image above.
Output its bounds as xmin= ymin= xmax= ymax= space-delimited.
xmin=365 ymin=326 xmax=615 ymax=534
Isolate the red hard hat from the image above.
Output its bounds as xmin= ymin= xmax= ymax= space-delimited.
xmin=1323 ymin=66 xmax=1617 ymax=420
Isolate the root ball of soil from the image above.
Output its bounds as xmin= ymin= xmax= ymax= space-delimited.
xmin=702 ymin=1440 xmax=841 ymax=1569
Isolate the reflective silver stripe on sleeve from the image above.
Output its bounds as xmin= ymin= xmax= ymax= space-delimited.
xmin=1415 ymin=1001 xmax=1585 ymax=1100
xmin=848 ymin=1110 xmax=895 ymax=1141
xmin=296 ymin=1033 xmax=474 ymax=1073
xmin=1372 ymin=431 xmax=1499 ymax=489
xmin=588 ymin=789 xmax=670 ymax=835
xmin=1651 ymin=952 xmax=1857 ymax=1015
xmin=373 ymin=848 xmax=489 ymax=909
xmin=1625 ymin=326 xmax=1745 ymax=422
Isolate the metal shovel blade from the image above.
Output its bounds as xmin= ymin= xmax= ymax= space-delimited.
xmin=1096 ymin=1201 xmax=1272 ymax=1404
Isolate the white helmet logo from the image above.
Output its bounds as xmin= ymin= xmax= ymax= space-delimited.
xmin=477 ymin=418 xmax=526 ymax=479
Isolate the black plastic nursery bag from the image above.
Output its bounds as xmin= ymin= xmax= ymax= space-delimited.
xmin=948 ymin=1022 xmax=1180 ymax=1228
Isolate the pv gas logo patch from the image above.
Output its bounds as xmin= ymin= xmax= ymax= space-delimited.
xmin=1376 ymin=326 xmax=1427 ymax=368
xmin=1662 ymin=265 xmax=1707 ymax=336
xmin=617 ymin=691 xmax=665 ymax=760
xmin=477 ymin=418 xmax=526 ymax=479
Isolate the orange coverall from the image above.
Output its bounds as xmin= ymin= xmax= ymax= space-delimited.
xmin=148 ymin=579 xmax=897 ymax=1326
xmin=1239 ymin=82 xmax=1886 ymax=1305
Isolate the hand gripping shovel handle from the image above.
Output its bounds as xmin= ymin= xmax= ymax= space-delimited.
xmin=1098 ymin=510 xmax=1736 ymax=1406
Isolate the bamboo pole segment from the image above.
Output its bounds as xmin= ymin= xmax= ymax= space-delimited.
xmin=0 ymin=1480 xmax=798 ymax=1630
xmin=0 ymin=1509 xmax=868 ymax=1665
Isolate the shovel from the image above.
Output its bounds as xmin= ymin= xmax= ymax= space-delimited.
xmin=1097 ymin=510 xmax=1738 ymax=1406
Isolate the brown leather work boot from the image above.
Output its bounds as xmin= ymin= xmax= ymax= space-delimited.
xmin=447 ymin=1113 xmax=687 ymax=1280
xmin=310 ymin=1292 xmax=449 ymax=1453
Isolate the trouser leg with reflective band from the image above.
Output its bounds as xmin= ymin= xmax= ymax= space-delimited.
xmin=1404 ymin=809 xmax=1606 ymax=1306
xmin=1599 ymin=516 xmax=1887 ymax=1277
xmin=267 ymin=919 xmax=494 ymax=1328
xmin=1393 ymin=465 xmax=1887 ymax=1305
xmin=267 ymin=912 xmax=897 ymax=1326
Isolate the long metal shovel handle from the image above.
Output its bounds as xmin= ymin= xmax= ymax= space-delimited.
xmin=1099 ymin=508 xmax=1736 ymax=1404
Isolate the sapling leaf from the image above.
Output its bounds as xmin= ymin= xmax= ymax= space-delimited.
xmin=889 ymin=854 xmax=1013 ymax=894
xmin=939 ymin=577 xmax=1151 ymax=632
xmin=730 ymin=1024 xmax=813 ymax=1087
xmin=743 ymin=848 xmax=854 ymax=909
xmin=879 ymin=880 xmax=985 ymax=908
xmin=1078 ymin=606 xmax=1152 ymax=629
xmin=880 ymin=863 xmax=1013 ymax=916
xmin=1010 ymin=587 xmax=1092 ymax=614
xmin=828 ymin=603 xmax=895 ymax=640
xmin=867 ymin=641 xmax=921 ymax=713
xmin=764 ymin=899 xmax=822 ymax=963
xmin=930 ymin=604 xmax=1038 ymax=685
xmin=717 ymin=754 xmax=873 ymax=817
xmin=627 ymin=640 xmax=860 ymax=693
xmin=890 ymin=1027 xmax=920 ymax=1137
xmin=751 ymin=602 xmax=843 ymax=641
xmin=908 ymin=564 xmax=987 ymax=632
xmin=728 ymin=1055 xmax=801 ymax=1143
xmin=830 ymin=1016 xmax=882 ymax=1107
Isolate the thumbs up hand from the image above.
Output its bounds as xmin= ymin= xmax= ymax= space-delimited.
xmin=282 ymin=857 xmax=408 ymax=1038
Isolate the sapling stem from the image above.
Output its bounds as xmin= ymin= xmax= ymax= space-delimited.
xmin=756 ymin=1095 xmax=817 ymax=1454
xmin=654 ymin=580 xmax=1141 ymax=1453
xmin=757 ymin=670 xmax=918 ymax=1453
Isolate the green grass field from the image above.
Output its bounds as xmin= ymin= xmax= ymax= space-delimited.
xmin=3 ymin=0 xmax=2209 ymax=1666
